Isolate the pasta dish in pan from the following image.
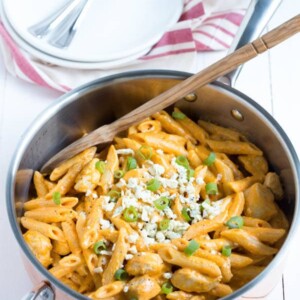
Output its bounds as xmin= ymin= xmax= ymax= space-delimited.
xmin=21 ymin=108 xmax=288 ymax=299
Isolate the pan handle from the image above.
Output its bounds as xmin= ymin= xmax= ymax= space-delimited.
xmin=22 ymin=281 xmax=55 ymax=300
xmin=220 ymin=0 xmax=282 ymax=86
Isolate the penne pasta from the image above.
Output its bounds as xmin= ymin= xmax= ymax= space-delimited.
xmin=24 ymin=207 xmax=77 ymax=223
xmin=21 ymin=217 xmax=65 ymax=241
xmin=102 ymin=227 xmax=129 ymax=285
xmin=50 ymin=147 xmax=96 ymax=181
xmin=220 ymin=229 xmax=278 ymax=256
xmin=82 ymin=198 xmax=103 ymax=249
xmin=21 ymin=110 xmax=289 ymax=299
xmin=158 ymin=246 xmax=221 ymax=278
xmin=183 ymin=219 xmax=223 ymax=240
xmin=62 ymin=219 xmax=81 ymax=255
xmin=173 ymin=107 xmax=208 ymax=145
xmin=89 ymin=281 xmax=125 ymax=299
xmin=206 ymin=139 xmax=263 ymax=156
xmin=33 ymin=171 xmax=49 ymax=197
xmin=24 ymin=197 xmax=78 ymax=211
xmin=229 ymin=253 xmax=253 ymax=269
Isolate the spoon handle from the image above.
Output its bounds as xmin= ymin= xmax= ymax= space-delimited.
xmin=41 ymin=14 xmax=300 ymax=173
xmin=111 ymin=14 xmax=300 ymax=132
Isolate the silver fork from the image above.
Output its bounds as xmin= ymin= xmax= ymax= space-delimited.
xmin=29 ymin=0 xmax=90 ymax=48
xmin=49 ymin=0 xmax=91 ymax=48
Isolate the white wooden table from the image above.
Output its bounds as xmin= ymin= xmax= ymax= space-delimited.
xmin=0 ymin=1 xmax=299 ymax=299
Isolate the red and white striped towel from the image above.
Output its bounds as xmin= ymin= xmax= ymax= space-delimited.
xmin=0 ymin=0 xmax=249 ymax=92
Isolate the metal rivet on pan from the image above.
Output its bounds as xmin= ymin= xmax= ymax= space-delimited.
xmin=231 ymin=109 xmax=244 ymax=121
xmin=184 ymin=93 xmax=197 ymax=102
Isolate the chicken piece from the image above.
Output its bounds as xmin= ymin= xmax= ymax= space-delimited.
xmin=264 ymin=172 xmax=284 ymax=201
xmin=238 ymin=155 xmax=268 ymax=176
xmin=126 ymin=275 xmax=161 ymax=300
xmin=170 ymin=268 xmax=219 ymax=293
xmin=125 ymin=252 xmax=164 ymax=276
xmin=244 ymin=183 xmax=277 ymax=221
xmin=23 ymin=230 xmax=52 ymax=267
xmin=74 ymin=158 xmax=100 ymax=192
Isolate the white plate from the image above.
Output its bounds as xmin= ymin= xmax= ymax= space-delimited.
xmin=1 ymin=8 xmax=152 ymax=70
xmin=2 ymin=0 xmax=183 ymax=63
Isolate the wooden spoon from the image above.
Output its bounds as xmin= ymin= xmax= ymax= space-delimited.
xmin=41 ymin=14 xmax=300 ymax=173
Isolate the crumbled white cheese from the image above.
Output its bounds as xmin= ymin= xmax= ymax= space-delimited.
xmin=160 ymin=177 xmax=179 ymax=189
xmin=216 ymin=173 xmax=223 ymax=182
xmin=164 ymin=207 xmax=177 ymax=219
xmin=163 ymin=272 xmax=173 ymax=279
xmin=100 ymin=257 xmax=107 ymax=265
xmin=135 ymin=186 xmax=153 ymax=204
xmin=202 ymin=199 xmax=223 ymax=219
xmin=99 ymin=219 xmax=113 ymax=230
xmin=123 ymin=285 xmax=129 ymax=293
xmin=156 ymin=149 xmax=164 ymax=155
xmin=128 ymin=245 xmax=138 ymax=254
xmin=125 ymin=254 xmax=134 ymax=260
xmin=94 ymin=267 xmax=103 ymax=273
xmin=127 ymin=177 xmax=139 ymax=188
xmin=144 ymin=223 xmax=157 ymax=238
xmin=112 ymin=206 xmax=124 ymax=217
xmin=148 ymin=164 xmax=165 ymax=176
xmin=116 ymin=178 xmax=126 ymax=188
xmin=156 ymin=231 xmax=166 ymax=243
xmin=169 ymin=220 xmax=190 ymax=233
xmin=116 ymin=149 xmax=135 ymax=155
xmin=122 ymin=195 xmax=138 ymax=208
xmin=102 ymin=196 xmax=116 ymax=212
xmin=100 ymin=250 xmax=113 ymax=256
xmin=150 ymin=214 xmax=160 ymax=223
xmin=171 ymin=158 xmax=188 ymax=184
xmin=165 ymin=231 xmax=181 ymax=239
xmin=128 ymin=233 xmax=139 ymax=243
xmin=196 ymin=175 xmax=204 ymax=185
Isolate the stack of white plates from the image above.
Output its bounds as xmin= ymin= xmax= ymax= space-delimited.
xmin=0 ymin=0 xmax=183 ymax=69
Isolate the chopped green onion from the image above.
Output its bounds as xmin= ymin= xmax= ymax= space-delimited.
xmin=114 ymin=269 xmax=129 ymax=281
xmin=161 ymin=282 xmax=173 ymax=295
xmin=205 ymin=182 xmax=218 ymax=195
xmin=123 ymin=206 xmax=138 ymax=222
xmin=154 ymin=197 xmax=170 ymax=210
xmin=93 ymin=241 xmax=106 ymax=255
xmin=187 ymin=168 xmax=195 ymax=180
xmin=159 ymin=219 xmax=170 ymax=231
xmin=203 ymin=152 xmax=216 ymax=166
xmin=172 ymin=111 xmax=186 ymax=120
xmin=114 ymin=170 xmax=125 ymax=179
xmin=175 ymin=155 xmax=189 ymax=169
xmin=222 ymin=245 xmax=232 ymax=257
xmin=226 ymin=216 xmax=244 ymax=229
xmin=137 ymin=145 xmax=153 ymax=160
xmin=146 ymin=178 xmax=161 ymax=191
xmin=95 ymin=160 xmax=106 ymax=174
xmin=127 ymin=157 xmax=137 ymax=170
xmin=184 ymin=240 xmax=200 ymax=256
xmin=107 ymin=190 xmax=121 ymax=201
xmin=52 ymin=191 xmax=61 ymax=205
xmin=181 ymin=207 xmax=191 ymax=222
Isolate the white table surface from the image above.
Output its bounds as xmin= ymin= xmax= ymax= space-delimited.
xmin=1 ymin=1 xmax=300 ymax=299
